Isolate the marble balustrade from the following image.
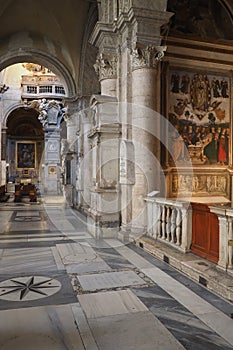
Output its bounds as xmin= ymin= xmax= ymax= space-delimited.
xmin=145 ymin=197 xmax=192 ymax=253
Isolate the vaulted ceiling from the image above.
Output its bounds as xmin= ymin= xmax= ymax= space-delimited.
xmin=0 ymin=0 xmax=97 ymax=96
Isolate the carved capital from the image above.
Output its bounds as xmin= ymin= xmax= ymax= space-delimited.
xmin=131 ymin=45 xmax=166 ymax=70
xmin=94 ymin=53 xmax=118 ymax=81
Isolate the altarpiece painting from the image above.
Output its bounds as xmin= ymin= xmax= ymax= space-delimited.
xmin=169 ymin=69 xmax=230 ymax=166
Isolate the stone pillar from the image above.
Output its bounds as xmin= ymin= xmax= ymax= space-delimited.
xmin=44 ymin=128 xmax=61 ymax=194
xmin=86 ymin=95 xmax=121 ymax=238
xmin=209 ymin=206 xmax=228 ymax=270
xmin=1 ymin=127 xmax=7 ymax=185
xmin=63 ymin=96 xmax=90 ymax=208
xmin=76 ymin=108 xmax=93 ymax=210
xmin=36 ymin=99 xmax=67 ymax=195
xmin=1 ymin=127 xmax=7 ymax=160
xmin=89 ymin=20 xmax=120 ymax=238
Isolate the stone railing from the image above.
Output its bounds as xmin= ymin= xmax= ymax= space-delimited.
xmin=145 ymin=197 xmax=192 ymax=252
xmin=209 ymin=206 xmax=233 ymax=271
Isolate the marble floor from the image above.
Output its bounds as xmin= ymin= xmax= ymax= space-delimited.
xmin=0 ymin=201 xmax=233 ymax=349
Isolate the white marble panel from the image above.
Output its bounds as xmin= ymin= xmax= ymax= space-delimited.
xmin=8 ymin=222 xmax=48 ymax=231
xmin=67 ymin=261 xmax=111 ymax=274
xmin=88 ymin=311 xmax=185 ymax=350
xmin=16 ymin=211 xmax=40 ymax=217
xmin=56 ymin=243 xmax=98 ymax=265
xmin=78 ymin=289 xmax=148 ymax=318
xmin=51 ymin=247 xmax=65 ymax=270
xmin=0 ymin=304 xmax=85 ymax=350
xmin=72 ymin=304 xmax=99 ymax=350
xmin=77 ymin=270 xmax=145 ymax=291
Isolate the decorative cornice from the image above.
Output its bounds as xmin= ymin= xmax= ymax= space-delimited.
xmin=131 ymin=45 xmax=167 ymax=70
xmin=94 ymin=53 xmax=118 ymax=81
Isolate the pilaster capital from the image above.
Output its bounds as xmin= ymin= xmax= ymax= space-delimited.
xmin=131 ymin=45 xmax=167 ymax=70
xmin=94 ymin=53 xmax=118 ymax=81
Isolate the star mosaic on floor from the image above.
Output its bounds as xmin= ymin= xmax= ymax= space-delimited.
xmin=0 ymin=276 xmax=61 ymax=301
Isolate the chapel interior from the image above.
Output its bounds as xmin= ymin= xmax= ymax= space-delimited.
xmin=0 ymin=0 xmax=232 ymax=267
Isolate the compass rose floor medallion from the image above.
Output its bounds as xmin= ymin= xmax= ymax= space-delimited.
xmin=0 ymin=276 xmax=61 ymax=301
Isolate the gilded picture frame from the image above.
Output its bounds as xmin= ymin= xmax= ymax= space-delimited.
xmin=16 ymin=141 xmax=36 ymax=169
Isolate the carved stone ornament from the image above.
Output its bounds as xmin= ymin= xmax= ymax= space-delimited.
xmin=94 ymin=53 xmax=118 ymax=81
xmin=131 ymin=45 xmax=167 ymax=70
xmin=29 ymin=99 xmax=68 ymax=128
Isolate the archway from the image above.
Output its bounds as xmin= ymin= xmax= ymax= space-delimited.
xmin=6 ymin=106 xmax=43 ymax=186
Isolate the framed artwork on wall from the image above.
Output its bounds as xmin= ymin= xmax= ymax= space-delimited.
xmin=168 ymin=69 xmax=230 ymax=166
xmin=16 ymin=141 xmax=36 ymax=169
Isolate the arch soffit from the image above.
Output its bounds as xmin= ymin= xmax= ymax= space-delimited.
xmin=0 ymin=48 xmax=77 ymax=99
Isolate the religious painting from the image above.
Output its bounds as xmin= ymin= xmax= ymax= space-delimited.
xmin=16 ymin=142 xmax=36 ymax=169
xmin=168 ymin=69 xmax=230 ymax=165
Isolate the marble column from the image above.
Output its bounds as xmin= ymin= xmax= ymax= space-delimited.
xmin=130 ymin=45 xmax=166 ymax=232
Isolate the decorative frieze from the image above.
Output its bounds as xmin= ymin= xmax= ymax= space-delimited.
xmin=94 ymin=53 xmax=118 ymax=81
xmin=171 ymin=174 xmax=228 ymax=195
xmin=131 ymin=45 xmax=167 ymax=70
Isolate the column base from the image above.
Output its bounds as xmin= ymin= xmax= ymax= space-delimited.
xmin=87 ymin=208 xmax=120 ymax=239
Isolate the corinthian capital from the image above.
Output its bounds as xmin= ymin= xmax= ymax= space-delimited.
xmin=94 ymin=53 xmax=118 ymax=81
xmin=131 ymin=45 xmax=167 ymax=70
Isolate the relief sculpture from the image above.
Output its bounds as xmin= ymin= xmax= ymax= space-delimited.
xmin=172 ymin=174 xmax=227 ymax=195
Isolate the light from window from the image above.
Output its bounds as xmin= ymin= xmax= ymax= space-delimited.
xmin=27 ymin=86 xmax=37 ymax=93
xmin=39 ymin=86 xmax=52 ymax=93
xmin=55 ymin=86 xmax=65 ymax=95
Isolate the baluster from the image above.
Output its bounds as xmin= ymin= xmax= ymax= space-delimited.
xmin=161 ymin=205 xmax=166 ymax=240
xmin=166 ymin=206 xmax=171 ymax=241
xmin=153 ymin=204 xmax=161 ymax=238
xmin=157 ymin=205 xmax=162 ymax=237
xmin=147 ymin=201 xmax=153 ymax=237
xmin=170 ymin=208 xmax=176 ymax=243
xmin=228 ymin=218 xmax=233 ymax=269
xmin=176 ymin=209 xmax=181 ymax=245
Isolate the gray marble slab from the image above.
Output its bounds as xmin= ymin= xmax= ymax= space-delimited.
xmin=134 ymin=286 xmax=233 ymax=350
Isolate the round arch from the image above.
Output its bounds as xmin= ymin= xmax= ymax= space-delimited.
xmin=0 ymin=48 xmax=77 ymax=98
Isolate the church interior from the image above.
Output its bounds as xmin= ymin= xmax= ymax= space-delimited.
xmin=0 ymin=1 xmax=233 ymax=349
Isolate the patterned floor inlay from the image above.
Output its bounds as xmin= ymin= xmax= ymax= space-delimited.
xmin=0 ymin=276 xmax=61 ymax=301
